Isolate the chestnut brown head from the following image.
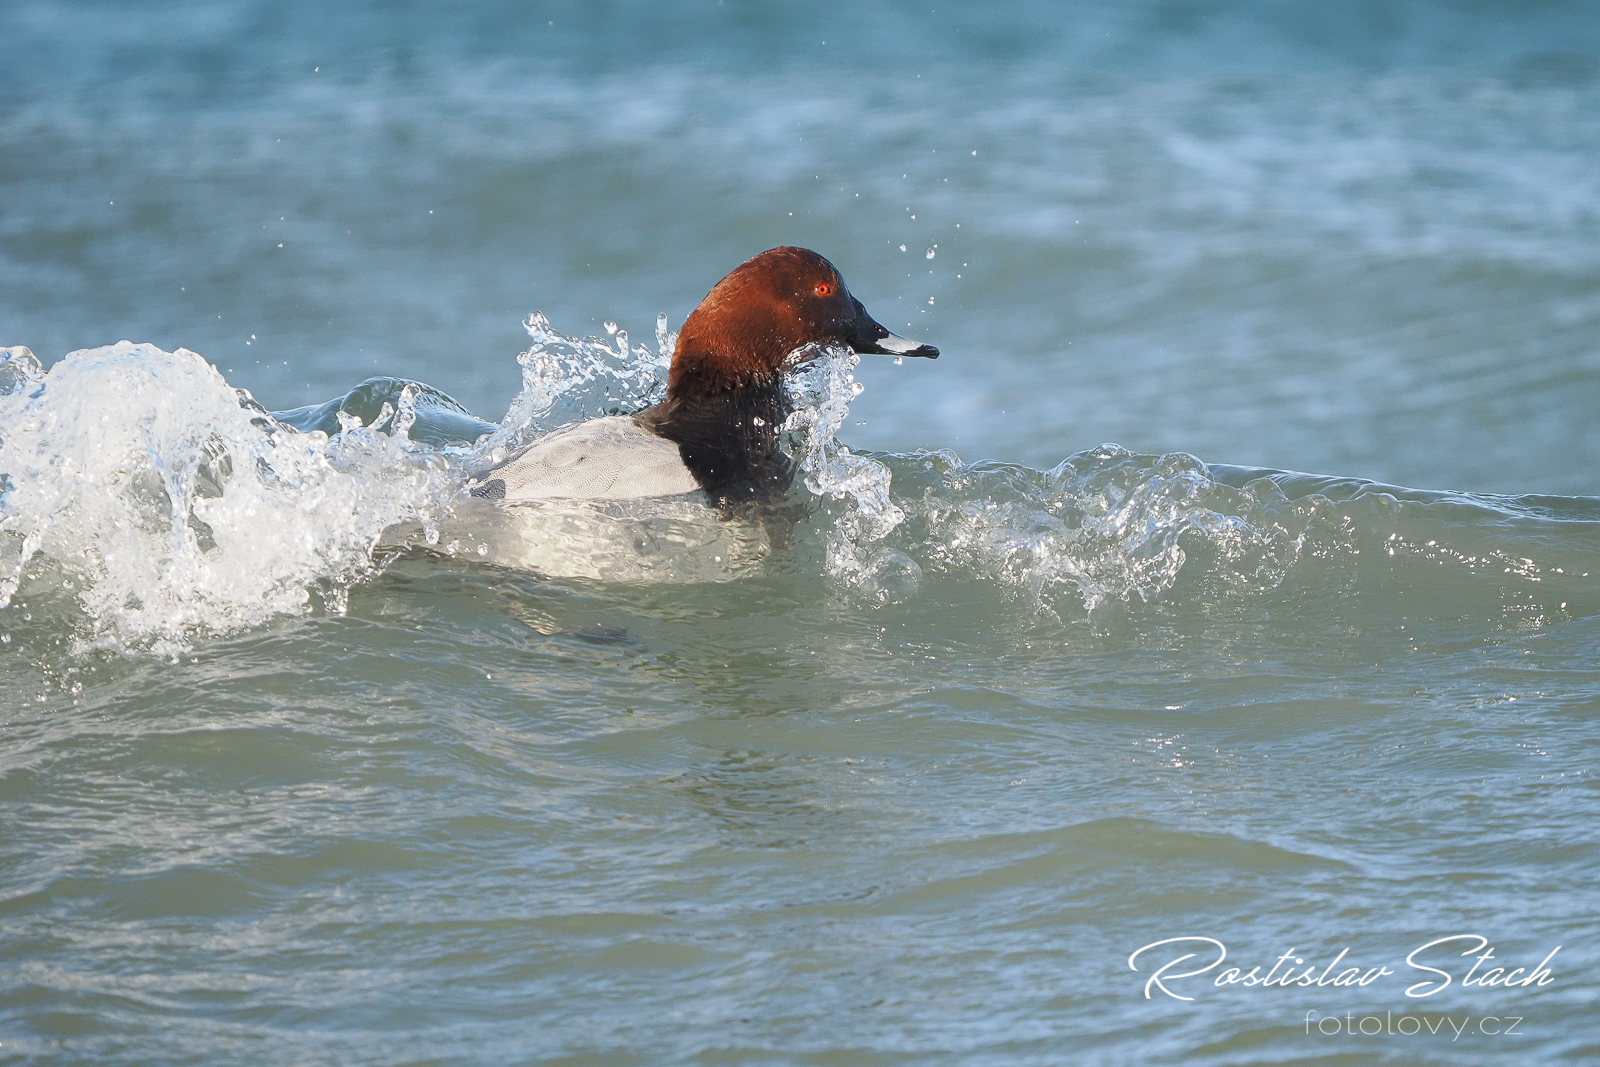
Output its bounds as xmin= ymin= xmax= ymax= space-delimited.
xmin=668 ymin=247 xmax=938 ymax=395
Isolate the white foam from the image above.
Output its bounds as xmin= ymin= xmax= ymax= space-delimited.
xmin=0 ymin=342 xmax=457 ymax=655
xmin=0 ymin=320 xmax=902 ymax=650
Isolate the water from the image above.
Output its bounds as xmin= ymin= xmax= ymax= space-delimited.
xmin=3 ymin=2 xmax=1599 ymax=1064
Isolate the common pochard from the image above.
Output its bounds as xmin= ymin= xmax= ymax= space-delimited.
xmin=469 ymin=247 xmax=937 ymax=504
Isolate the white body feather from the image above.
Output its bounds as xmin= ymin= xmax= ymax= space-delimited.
xmin=472 ymin=416 xmax=701 ymax=502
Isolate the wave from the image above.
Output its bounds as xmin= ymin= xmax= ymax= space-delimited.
xmin=0 ymin=342 xmax=455 ymax=656
xmin=1 ymin=321 xmax=1595 ymax=657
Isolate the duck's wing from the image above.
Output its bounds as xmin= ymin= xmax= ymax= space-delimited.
xmin=469 ymin=416 xmax=702 ymax=502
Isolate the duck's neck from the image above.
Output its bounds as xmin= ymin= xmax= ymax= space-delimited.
xmin=634 ymin=380 xmax=792 ymax=499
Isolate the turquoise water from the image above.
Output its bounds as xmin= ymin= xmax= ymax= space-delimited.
xmin=3 ymin=3 xmax=1599 ymax=1064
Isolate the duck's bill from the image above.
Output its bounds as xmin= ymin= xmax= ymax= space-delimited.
xmin=848 ymin=300 xmax=939 ymax=358
xmin=862 ymin=329 xmax=940 ymax=359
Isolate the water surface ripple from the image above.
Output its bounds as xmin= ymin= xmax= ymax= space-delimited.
xmin=4 ymin=2 xmax=1599 ymax=1064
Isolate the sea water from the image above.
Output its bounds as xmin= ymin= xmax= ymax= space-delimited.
xmin=2 ymin=2 xmax=1598 ymax=1064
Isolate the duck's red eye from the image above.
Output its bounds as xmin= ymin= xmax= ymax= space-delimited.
xmin=814 ymin=282 xmax=833 ymax=297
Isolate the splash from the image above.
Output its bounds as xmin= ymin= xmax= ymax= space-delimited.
xmin=779 ymin=347 xmax=917 ymax=598
xmin=8 ymin=324 xmax=1574 ymax=655
xmin=0 ymin=319 xmax=895 ymax=648
xmin=475 ymin=312 xmax=674 ymax=466
xmin=443 ymin=321 xmax=904 ymax=586
xmin=879 ymin=446 xmax=1319 ymax=612
xmin=0 ymin=342 xmax=456 ymax=656
xmin=377 ymin=314 xmax=1326 ymax=609
xmin=771 ymin=353 xmax=1320 ymax=609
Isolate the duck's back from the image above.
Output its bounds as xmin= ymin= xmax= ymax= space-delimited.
xmin=470 ymin=416 xmax=701 ymax=502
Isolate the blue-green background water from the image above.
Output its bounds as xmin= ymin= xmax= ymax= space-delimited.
xmin=2 ymin=2 xmax=1598 ymax=1064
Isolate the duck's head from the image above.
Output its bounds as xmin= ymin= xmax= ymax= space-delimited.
xmin=667 ymin=246 xmax=938 ymax=395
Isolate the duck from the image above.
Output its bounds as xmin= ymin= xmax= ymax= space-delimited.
xmin=468 ymin=247 xmax=938 ymax=506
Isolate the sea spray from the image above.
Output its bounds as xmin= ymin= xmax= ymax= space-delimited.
xmin=478 ymin=311 xmax=674 ymax=465
xmin=0 ymin=343 xmax=456 ymax=655
xmin=10 ymin=326 xmax=1581 ymax=655
xmin=780 ymin=347 xmax=920 ymax=600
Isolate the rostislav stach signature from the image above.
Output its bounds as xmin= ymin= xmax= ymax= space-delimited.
xmin=1127 ymin=935 xmax=1561 ymax=1001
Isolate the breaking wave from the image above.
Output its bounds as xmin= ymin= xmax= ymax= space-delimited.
xmin=2 ymin=320 xmax=1595 ymax=657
